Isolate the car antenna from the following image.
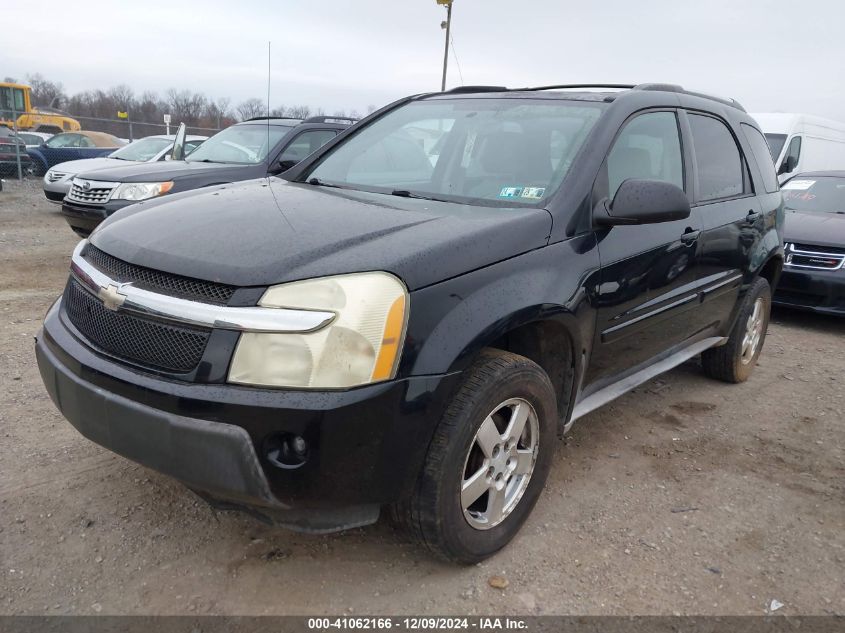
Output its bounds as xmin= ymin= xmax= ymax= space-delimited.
xmin=266 ymin=40 xmax=271 ymax=174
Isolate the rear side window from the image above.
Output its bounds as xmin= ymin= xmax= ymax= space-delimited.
xmin=688 ymin=114 xmax=745 ymax=202
xmin=741 ymin=124 xmax=779 ymax=193
xmin=607 ymin=111 xmax=684 ymax=198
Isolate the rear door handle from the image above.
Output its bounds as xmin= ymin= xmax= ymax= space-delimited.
xmin=680 ymin=229 xmax=700 ymax=245
xmin=745 ymin=209 xmax=762 ymax=223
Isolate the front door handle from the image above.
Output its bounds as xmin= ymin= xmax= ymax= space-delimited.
xmin=745 ymin=209 xmax=762 ymax=223
xmin=680 ymin=229 xmax=701 ymax=245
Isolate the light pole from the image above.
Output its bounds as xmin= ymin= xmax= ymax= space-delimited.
xmin=437 ymin=0 xmax=453 ymax=91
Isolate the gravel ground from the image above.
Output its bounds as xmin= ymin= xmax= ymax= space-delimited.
xmin=1 ymin=178 xmax=843 ymax=616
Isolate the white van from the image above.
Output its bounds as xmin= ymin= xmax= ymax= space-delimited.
xmin=750 ymin=113 xmax=845 ymax=183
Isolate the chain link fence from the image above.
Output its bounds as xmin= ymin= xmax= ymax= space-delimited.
xmin=1 ymin=112 xmax=222 ymax=181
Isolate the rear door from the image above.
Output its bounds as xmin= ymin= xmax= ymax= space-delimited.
xmin=586 ymin=109 xmax=705 ymax=385
xmin=682 ymin=111 xmax=762 ymax=332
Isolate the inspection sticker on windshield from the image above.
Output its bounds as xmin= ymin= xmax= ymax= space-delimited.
xmin=782 ymin=179 xmax=815 ymax=190
xmin=499 ymin=186 xmax=545 ymax=199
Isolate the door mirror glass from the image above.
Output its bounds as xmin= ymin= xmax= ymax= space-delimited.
xmin=597 ymin=179 xmax=691 ymax=226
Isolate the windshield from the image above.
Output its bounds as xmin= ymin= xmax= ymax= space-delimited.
xmin=782 ymin=176 xmax=845 ymax=214
xmin=186 ymin=124 xmax=290 ymax=165
xmin=764 ymin=133 xmax=787 ymax=161
xmin=111 ymin=137 xmax=172 ymax=161
xmin=307 ymin=98 xmax=606 ymax=206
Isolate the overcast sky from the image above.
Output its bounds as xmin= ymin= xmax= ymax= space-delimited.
xmin=4 ymin=0 xmax=844 ymax=118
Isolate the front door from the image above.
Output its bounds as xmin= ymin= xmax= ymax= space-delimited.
xmin=586 ymin=110 xmax=704 ymax=386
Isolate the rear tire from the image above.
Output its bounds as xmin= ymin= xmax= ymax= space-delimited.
xmin=392 ymin=349 xmax=557 ymax=564
xmin=701 ymin=276 xmax=771 ymax=383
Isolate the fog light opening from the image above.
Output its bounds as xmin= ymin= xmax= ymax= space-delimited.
xmin=264 ymin=433 xmax=310 ymax=470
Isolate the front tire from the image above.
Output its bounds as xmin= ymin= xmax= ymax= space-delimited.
xmin=392 ymin=349 xmax=557 ymax=563
xmin=702 ymin=276 xmax=771 ymax=383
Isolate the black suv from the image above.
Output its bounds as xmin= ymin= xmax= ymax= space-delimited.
xmin=36 ymin=84 xmax=783 ymax=563
xmin=60 ymin=116 xmax=355 ymax=236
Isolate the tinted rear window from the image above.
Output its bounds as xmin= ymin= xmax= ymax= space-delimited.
xmin=688 ymin=114 xmax=745 ymax=202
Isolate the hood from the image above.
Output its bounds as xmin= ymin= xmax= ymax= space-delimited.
xmin=47 ymin=157 xmax=131 ymax=175
xmin=75 ymin=159 xmax=253 ymax=184
xmin=783 ymin=210 xmax=845 ymax=249
xmin=90 ymin=179 xmax=552 ymax=290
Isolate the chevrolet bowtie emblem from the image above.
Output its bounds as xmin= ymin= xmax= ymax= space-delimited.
xmin=98 ymin=283 xmax=127 ymax=311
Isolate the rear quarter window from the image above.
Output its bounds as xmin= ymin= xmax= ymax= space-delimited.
xmin=741 ymin=124 xmax=779 ymax=193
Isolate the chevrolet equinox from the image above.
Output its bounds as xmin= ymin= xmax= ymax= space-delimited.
xmin=36 ymin=83 xmax=784 ymax=563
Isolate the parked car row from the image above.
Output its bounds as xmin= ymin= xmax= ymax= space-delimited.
xmin=43 ymin=133 xmax=207 ymax=202
xmin=58 ymin=115 xmax=355 ymax=235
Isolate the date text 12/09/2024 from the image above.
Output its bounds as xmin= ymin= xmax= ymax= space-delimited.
xmin=307 ymin=617 xmax=528 ymax=631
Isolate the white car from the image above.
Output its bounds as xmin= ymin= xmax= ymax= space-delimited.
xmin=42 ymin=134 xmax=206 ymax=203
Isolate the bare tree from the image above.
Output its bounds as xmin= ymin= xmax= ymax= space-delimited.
xmin=287 ymin=105 xmax=312 ymax=119
xmin=166 ymin=89 xmax=207 ymax=124
xmin=26 ymin=73 xmax=66 ymax=108
xmin=237 ymin=98 xmax=267 ymax=121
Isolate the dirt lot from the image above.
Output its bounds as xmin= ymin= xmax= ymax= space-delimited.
xmin=0 ymin=178 xmax=843 ymax=616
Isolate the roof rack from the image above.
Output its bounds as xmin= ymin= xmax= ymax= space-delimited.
xmin=303 ymin=116 xmax=358 ymax=124
xmin=244 ymin=116 xmax=303 ymax=122
xmin=517 ymin=83 xmax=636 ymax=92
xmin=445 ymin=85 xmax=509 ymax=94
xmin=439 ymin=83 xmax=745 ymax=112
xmin=632 ymin=83 xmax=746 ymax=112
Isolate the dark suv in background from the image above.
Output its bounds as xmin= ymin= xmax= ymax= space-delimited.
xmin=36 ymin=83 xmax=783 ymax=563
xmin=60 ymin=116 xmax=355 ymax=236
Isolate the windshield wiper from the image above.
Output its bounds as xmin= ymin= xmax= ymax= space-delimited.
xmin=391 ymin=189 xmax=450 ymax=203
xmin=306 ymin=177 xmax=347 ymax=189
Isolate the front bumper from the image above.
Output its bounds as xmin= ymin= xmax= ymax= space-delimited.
xmin=773 ymin=267 xmax=845 ymax=315
xmin=43 ymin=177 xmax=71 ymax=203
xmin=36 ymin=298 xmax=459 ymax=532
xmin=61 ymin=199 xmax=134 ymax=236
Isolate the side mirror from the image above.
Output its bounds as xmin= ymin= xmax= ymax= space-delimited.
xmin=596 ymin=179 xmax=690 ymax=226
xmin=777 ymin=155 xmax=796 ymax=175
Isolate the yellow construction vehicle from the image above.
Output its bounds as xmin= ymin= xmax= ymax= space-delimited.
xmin=0 ymin=82 xmax=81 ymax=134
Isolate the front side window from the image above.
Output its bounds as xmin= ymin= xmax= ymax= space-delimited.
xmin=307 ymin=98 xmax=606 ymax=206
xmin=783 ymin=136 xmax=802 ymax=171
xmin=45 ymin=133 xmax=80 ymax=148
xmin=187 ymin=124 xmax=292 ymax=165
xmin=112 ymin=137 xmax=173 ymax=161
xmin=278 ymin=129 xmax=336 ymax=165
xmin=688 ymin=114 xmax=745 ymax=202
xmin=606 ymin=111 xmax=684 ymax=198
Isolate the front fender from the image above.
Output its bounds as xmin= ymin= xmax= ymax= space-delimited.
xmin=399 ymin=236 xmax=599 ymax=381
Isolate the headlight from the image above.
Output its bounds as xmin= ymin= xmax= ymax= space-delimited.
xmin=112 ymin=181 xmax=174 ymax=201
xmin=228 ymin=272 xmax=408 ymax=389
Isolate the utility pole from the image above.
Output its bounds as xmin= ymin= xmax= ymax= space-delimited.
xmin=438 ymin=0 xmax=453 ymax=92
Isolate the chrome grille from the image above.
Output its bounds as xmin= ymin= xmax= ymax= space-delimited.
xmin=83 ymin=244 xmax=236 ymax=305
xmin=46 ymin=171 xmax=68 ymax=183
xmin=66 ymin=179 xmax=116 ymax=205
xmin=63 ymin=277 xmax=210 ymax=373
xmin=784 ymin=243 xmax=845 ymax=271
